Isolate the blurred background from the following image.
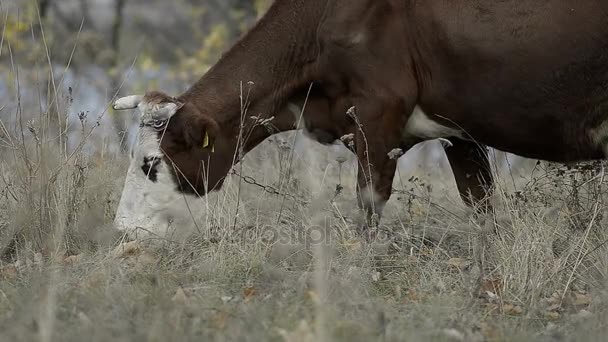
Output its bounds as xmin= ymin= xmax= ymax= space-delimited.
xmin=1 ymin=0 xmax=273 ymax=154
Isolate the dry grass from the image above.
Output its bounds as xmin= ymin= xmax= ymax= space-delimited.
xmin=2 ymin=24 xmax=608 ymax=342
xmin=3 ymin=99 xmax=608 ymax=342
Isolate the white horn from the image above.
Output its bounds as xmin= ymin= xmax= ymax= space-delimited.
xmin=113 ymin=95 xmax=144 ymax=110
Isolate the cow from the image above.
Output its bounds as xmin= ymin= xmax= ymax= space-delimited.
xmin=113 ymin=0 xmax=608 ymax=238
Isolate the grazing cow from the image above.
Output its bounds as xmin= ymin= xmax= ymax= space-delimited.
xmin=114 ymin=0 xmax=608 ymax=236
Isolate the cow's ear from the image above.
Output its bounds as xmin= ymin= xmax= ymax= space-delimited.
xmin=152 ymin=100 xmax=184 ymax=119
xmin=168 ymin=97 xmax=185 ymax=111
xmin=180 ymin=104 xmax=220 ymax=150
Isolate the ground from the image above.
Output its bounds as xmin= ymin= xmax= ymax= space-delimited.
xmin=1 ymin=129 xmax=608 ymax=341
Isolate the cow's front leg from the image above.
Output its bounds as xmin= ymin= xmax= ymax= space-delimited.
xmin=355 ymin=155 xmax=396 ymax=230
xmin=348 ymin=102 xmax=410 ymax=236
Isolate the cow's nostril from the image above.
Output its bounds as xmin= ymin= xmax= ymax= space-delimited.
xmin=141 ymin=156 xmax=161 ymax=182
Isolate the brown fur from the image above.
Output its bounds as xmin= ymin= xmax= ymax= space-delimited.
xmin=140 ymin=0 xmax=608 ymax=227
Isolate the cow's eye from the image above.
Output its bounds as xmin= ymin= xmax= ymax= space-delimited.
xmin=152 ymin=119 xmax=167 ymax=130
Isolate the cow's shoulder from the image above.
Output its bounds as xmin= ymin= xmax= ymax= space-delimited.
xmin=318 ymin=0 xmax=411 ymax=50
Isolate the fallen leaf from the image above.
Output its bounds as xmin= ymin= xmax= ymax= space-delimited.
xmin=212 ymin=311 xmax=229 ymax=330
xmin=112 ymin=241 xmax=140 ymax=258
xmin=344 ymin=239 xmax=362 ymax=252
xmin=243 ymin=286 xmax=257 ymax=302
xmin=0 ymin=265 xmax=17 ymax=280
xmin=573 ymin=293 xmax=591 ymax=307
xmin=480 ymin=276 xmax=503 ymax=296
xmin=481 ymin=290 xmax=499 ymax=303
xmin=406 ymin=255 xmax=419 ymax=263
xmin=545 ymin=311 xmax=560 ymax=321
xmin=306 ymin=290 xmax=321 ymax=305
xmin=420 ymin=247 xmax=434 ymax=257
xmin=63 ymin=254 xmax=83 ymax=266
xmin=403 ymin=288 xmax=421 ymax=303
xmin=447 ymin=258 xmax=471 ymax=271
xmin=502 ymin=303 xmax=523 ymax=316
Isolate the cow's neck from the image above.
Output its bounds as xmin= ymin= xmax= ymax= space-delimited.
xmin=179 ymin=0 xmax=327 ymax=155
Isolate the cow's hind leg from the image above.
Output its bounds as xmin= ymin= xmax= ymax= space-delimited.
xmin=350 ymin=101 xmax=412 ymax=238
xmin=444 ymin=138 xmax=494 ymax=212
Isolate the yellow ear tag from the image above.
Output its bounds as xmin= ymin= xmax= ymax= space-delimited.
xmin=202 ymin=132 xmax=209 ymax=149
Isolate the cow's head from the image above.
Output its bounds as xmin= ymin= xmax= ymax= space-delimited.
xmin=112 ymin=91 xmax=234 ymax=237
xmin=114 ymin=91 xmax=234 ymax=192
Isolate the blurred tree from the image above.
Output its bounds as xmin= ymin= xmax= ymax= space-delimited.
xmin=168 ymin=0 xmax=268 ymax=83
xmin=234 ymin=0 xmax=256 ymax=16
xmin=78 ymin=0 xmax=93 ymax=29
xmin=49 ymin=0 xmax=82 ymax=31
xmin=110 ymin=0 xmax=130 ymax=153
xmin=230 ymin=0 xmax=257 ymax=36
xmin=2 ymin=0 xmax=275 ymax=154
xmin=37 ymin=0 xmax=51 ymax=20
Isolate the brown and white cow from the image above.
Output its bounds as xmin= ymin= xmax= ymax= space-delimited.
xmin=114 ymin=0 xmax=608 ymax=237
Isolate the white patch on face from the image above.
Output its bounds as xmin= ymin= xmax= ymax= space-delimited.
xmin=403 ymin=106 xmax=463 ymax=140
xmin=114 ymin=126 xmax=195 ymax=240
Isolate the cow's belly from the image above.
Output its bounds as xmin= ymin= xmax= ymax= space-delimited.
xmin=406 ymin=104 xmax=608 ymax=162
xmin=403 ymin=106 xmax=463 ymax=140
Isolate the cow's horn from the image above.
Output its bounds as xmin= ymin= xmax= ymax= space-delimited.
xmin=113 ymin=95 xmax=144 ymax=110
